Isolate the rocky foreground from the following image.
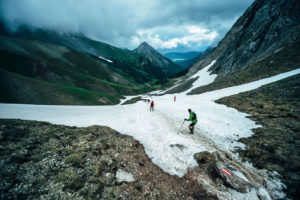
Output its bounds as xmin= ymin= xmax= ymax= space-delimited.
xmin=0 ymin=119 xmax=218 ymax=200
xmin=216 ymin=74 xmax=300 ymax=199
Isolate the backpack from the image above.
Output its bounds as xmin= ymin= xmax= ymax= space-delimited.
xmin=192 ymin=112 xmax=197 ymax=120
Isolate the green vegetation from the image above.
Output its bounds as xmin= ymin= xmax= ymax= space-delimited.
xmin=48 ymin=82 xmax=121 ymax=104
xmin=65 ymin=153 xmax=84 ymax=167
xmin=55 ymin=169 xmax=83 ymax=190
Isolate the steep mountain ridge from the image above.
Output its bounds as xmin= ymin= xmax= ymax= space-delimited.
xmin=191 ymin=0 xmax=300 ymax=76
xmin=134 ymin=42 xmax=184 ymax=75
xmin=167 ymin=0 xmax=300 ymax=95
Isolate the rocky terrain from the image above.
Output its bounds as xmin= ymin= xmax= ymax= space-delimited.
xmin=216 ymin=74 xmax=300 ymax=199
xmin=0 ymin=119 xmax=217 ymax=200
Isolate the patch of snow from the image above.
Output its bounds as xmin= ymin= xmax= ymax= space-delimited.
xmin=173 ymin=58 xmax=185 ymax=61
xmin=227 ymin=188 xmax=260 ymax=200
xmin=116 ymin=169 xmax=135 ymax=183
xmin=231 ymin=170 xmax=249 ymax=182
xmin=184 ymin=60 xmax=217 ymax=94
xmin=98 ymin=56 xmax=113 ymax=63
xmin=88 ymin=48 xmax=113 ymax=63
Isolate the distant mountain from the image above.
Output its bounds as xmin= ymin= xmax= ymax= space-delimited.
xmin=0 ymin=24 xmax=170 ymax=105
xmin=134 ymin=42 xmax=184 ymax=75
xmin=158 ymin=45 xmax=193 ymax=54
xmin=158 ymin=45 xmax=208 ymax=54
xmin=164 ymin=51 xmax=201 ymax=61
xmin=165 ymin=47 xmax=214 ymax=68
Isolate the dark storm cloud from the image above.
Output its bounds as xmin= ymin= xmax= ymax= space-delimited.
xmin=0 ymin=0 xmax=254 ymax=49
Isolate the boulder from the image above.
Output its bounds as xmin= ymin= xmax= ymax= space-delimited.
xmin=215 ymin=162 xmax=252 ymax=193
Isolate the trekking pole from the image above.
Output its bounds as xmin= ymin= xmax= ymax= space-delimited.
xmin=177 ymin=119 xmax=185 ymax=134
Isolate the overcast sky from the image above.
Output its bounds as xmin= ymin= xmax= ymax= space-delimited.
xmin=0 ymin=0 xmax=254 ymax=50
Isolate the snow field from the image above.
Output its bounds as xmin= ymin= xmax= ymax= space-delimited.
xmin=0 ymin=61 xmax=299 ymax=199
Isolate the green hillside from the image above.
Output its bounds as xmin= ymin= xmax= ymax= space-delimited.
xmin=0 ymin=36 xmax=169 ymax=105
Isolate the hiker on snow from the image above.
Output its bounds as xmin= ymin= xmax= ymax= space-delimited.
xmin=150 ymin=100 xmax=154 ymax=112
xmin=185 ymin=108 xmax=197 ymax=134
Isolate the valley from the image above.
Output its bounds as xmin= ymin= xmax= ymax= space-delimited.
xmin=0 ymin=0 xmax=299 ymax=199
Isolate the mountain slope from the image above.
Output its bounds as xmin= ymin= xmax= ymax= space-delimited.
xmin=0 ymin=36 xmax=145 ymax=104
xmin=0 ymin=25 xmax=173 ymax=105
xmin=168 ymin=0 xmax=300 ymax=95
xmin=197 ymin=0 xmax=300 ymax=75
xmin=134 ymin=42 xmax=184 ymax=75
xmin=0 ymin=24 xmax=168 ymax=83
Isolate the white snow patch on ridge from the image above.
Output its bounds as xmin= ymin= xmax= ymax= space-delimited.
xmin=184 ymin=60 xmax=217 ymax=94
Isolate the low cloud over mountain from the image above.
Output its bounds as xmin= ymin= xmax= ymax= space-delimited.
xmin=0 ymin=0 xmax=253 ymax=50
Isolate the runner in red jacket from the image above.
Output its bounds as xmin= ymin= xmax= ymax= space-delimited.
xmin=150 ymin=100 xmax=154 ymax=112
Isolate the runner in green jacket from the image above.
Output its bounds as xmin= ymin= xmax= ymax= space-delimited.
xmin=185 ymin=108 xmax=197 ymax=134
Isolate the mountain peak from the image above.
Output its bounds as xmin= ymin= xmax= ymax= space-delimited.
xmin=136 ymin=41 xmax=156 ymax=52
xmin=134 ymin=42 xmax=183 ymax=76
xmin=140 ymin=41 xmax=150 ymax=46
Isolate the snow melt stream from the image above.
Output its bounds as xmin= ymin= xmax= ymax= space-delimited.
xmin=1 ymin=61 xmax=299 ymax=199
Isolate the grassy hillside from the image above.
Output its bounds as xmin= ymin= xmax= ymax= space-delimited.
xmin=0 ymin=36 xmax=168 ymax=105
xmin=0 ymin=69 xmax=121 ymax=105
xmin=0 ymin=24 xmax=168 ymax=83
